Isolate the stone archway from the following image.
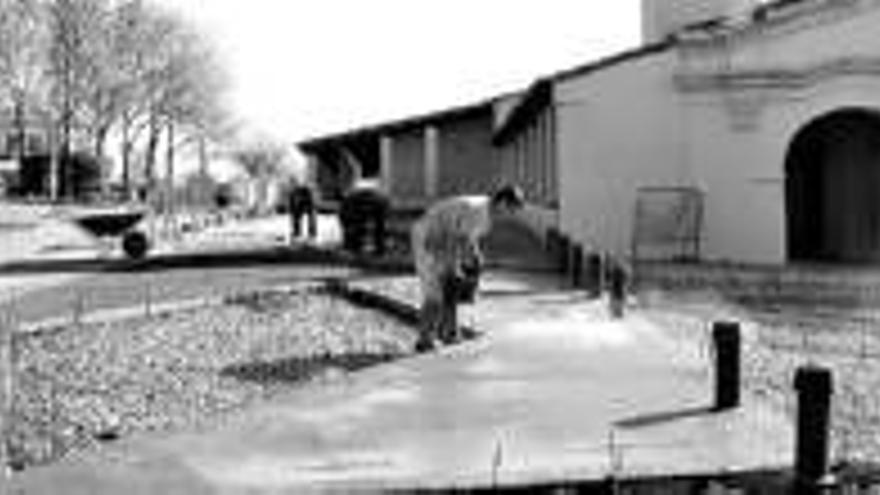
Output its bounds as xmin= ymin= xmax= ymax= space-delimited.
xmin=786 ymin=109 xmax=880 ymax=263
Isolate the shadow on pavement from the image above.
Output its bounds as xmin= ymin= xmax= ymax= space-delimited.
xmin=220 ymin=351 xmax=402 ymax=384
xmin=0 ymin=246 xmax=346 ymax=275
xmin=614 ymin=404 xmax=716 ymax=429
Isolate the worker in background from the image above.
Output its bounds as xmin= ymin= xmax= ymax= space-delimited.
xmin=411 ymin=185 xmax=525 ymax=352
xmin=288 ymin=179 xmax=317 ymax=242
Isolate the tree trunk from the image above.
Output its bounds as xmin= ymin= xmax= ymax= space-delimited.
xmin=145 ymin=111 xmax=160 ymax=198
xmin=165 ymin=120 xmax=175 ymax=237
xmin=48 ymin=120 xmax=59 ymax=202
xmin=94 ymin=125 xmax=107 ymax=159
xmin=13 ymin=93 xmax=26 ymax=173
xmin=166 ymin=119 xmax=174 ymax=209
xmin=61 ymin=75 xmax=72 ymax=200
xmin=121 ymin=112 xmax=131 ymax=200
xmin=94 ymin=126 xmax=109 ymax=197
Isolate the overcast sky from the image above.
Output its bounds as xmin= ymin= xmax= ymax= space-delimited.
xmin=158 ymin=1 xmax=641 ymax=150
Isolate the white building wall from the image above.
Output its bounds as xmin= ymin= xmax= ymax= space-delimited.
xmin=677 ymin=2 xmax=880 ymax=263
xmin=553 ymin=2 xmax=880 ymax=265
xmin=642 ymin=0 xmax=756 ymax=44
xmin=711 ymin=1 xmax=880 ymax=72
xmin=682 ymin=76 xmax=880 ymax=263
xmin=555 ymin=50 xmax=687 ymax=258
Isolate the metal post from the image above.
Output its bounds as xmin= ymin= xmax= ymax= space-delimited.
xmin=144 ymin=278 xmax=152 ymax=318
xmin=72 ymin=289 xmax=84 ymax=326
xmin=1 ymin=293 xmax=22 ymax=474
xmin=794 ymin=366 xmax=834 ymax=495
xmin=546 ymin=228 xmax=558 ymax=258
xmin=608 ymin=260 xmax=627 ymax=319
xmin=1 ymin=305 xmax=11 ymax=473
xmin=570 ymin=243 xmax=584 ymax=288
xmin=586 ymin=253 xmax=604 ymax=298
xmin=713 ymin=321 xmax=741 ymax=411
xmin=559 ymin=235 xmax=571 ymax=275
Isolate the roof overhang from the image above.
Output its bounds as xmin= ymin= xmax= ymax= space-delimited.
xmin=298 ymin=99 xmax=495 ymax=154
xmin=492 ymin=41 xmax=673 ymax=147
xmin=492 ymin=80 xmax=553 ymax=146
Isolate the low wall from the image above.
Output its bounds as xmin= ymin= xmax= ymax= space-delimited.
xmin=635 ymin=261 xmax=880 ymax=307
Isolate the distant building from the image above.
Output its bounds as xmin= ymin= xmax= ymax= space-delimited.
xmin=226 ymin=174 xmax=286 ymax=214
xmin=298 ymin=99 xmax=500 ymax=211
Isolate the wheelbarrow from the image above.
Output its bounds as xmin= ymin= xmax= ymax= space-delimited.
xmin=71 ymin=208 xmax=150 ymax=259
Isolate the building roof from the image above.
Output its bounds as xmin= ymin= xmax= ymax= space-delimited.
xmin=493 ymin=41 xmax=673 ymax=145
xmin=493 ymin=0 xmax=855 ymax=146
xmin=297 ymin=98 xmax=496 ymax=153
xmin=674 ymin=0 xmax=859 ymax=41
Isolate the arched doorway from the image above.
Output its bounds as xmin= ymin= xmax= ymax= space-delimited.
xmin=786 ymin=109 xmax=880 ymax=262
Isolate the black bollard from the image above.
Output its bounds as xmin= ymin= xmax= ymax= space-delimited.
xmin=546 ymin=228 xmax=560 ymax=256
xmin=559 ymin=235 xmax=571 ymax=275
xmin=712 ymin=321 xmax=741 ymax=411
xmin=571 ymin=243 xmax=584 ymax=289
xmin=794 ymin=366 xmax=834 ymax=495
xmin=608 ymin=260 xmax=627 ymax=319
xmin=570 ymin=243 xmax=584 ymax=288
xmin=373 ymin=210 xmax=387 ymax=257
xmin=586 ymin=253 xmax=604 ymax=298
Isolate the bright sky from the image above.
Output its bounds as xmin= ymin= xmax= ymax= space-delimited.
xmin=158 ymin=1 xmax=641 ymax=150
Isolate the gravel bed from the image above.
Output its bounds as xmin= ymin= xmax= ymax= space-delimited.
xmin=643 ymin=293 xmax=880 ymax=471
xmin=7 ymin=284 xmax=417 ymax=470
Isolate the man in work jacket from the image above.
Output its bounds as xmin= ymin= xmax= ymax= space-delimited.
xmin=288 ymin=180 xmax=317 ymax=241
xmin=410 ymin=185 xmax=524 ymax=352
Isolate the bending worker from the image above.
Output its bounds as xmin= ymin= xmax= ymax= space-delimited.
xmin=410 ymin=185 xmax=525 ymax=352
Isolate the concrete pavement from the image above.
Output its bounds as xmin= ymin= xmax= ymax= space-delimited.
xmin=11 ymin=272 xmax=795 ymax=493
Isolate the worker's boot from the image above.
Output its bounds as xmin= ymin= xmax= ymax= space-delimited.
xmin=416 ymin=300 xmax=443 ymax=353
xmin=437 ymin=274 xmax=461 ymax=345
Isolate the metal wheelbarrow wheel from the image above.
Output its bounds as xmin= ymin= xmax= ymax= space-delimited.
xmin=122 ymin=230 xmax=150 ymax=259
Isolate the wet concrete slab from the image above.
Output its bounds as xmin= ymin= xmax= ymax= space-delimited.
xmin=12 ymin=279 xmax=794 ymax=494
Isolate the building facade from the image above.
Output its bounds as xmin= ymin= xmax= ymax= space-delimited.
xmin=497 ymin=0 xmax=880 ymax=265
xmin=301 ymin=0 xmax=880 ymax=266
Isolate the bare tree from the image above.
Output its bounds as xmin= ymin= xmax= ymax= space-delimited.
xmin=232 ymin=139 xmax=290 ymax=180
xmin=154 ymin=13 xmax=230 ymax=188
xmin=47 ymin=0 xmax=116 ymax=197
xmin=232 ymin=138 xmax=292 ymax=213
xmin=0 ymin=0 xmax=231 ymax=201
xmin=107 ymin=1 xmax=230 ymax=201
xmin=0 ymin=0 xmax=52 ymax=186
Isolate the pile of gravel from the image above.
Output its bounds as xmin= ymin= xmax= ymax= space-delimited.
xmin=7 ymin=284 xmax=417 ymax=470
